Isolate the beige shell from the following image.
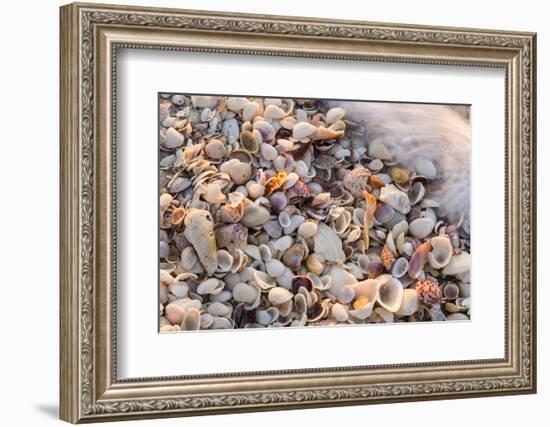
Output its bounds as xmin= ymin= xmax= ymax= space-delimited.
xmin=204 ymin=139 xmax=227 ymax=159
xmin=241 ymin=199 xmax=271 ymax=227
xmin=292 ymin=122 xmax=317 ymax=140
xmin=313 ymin=223 xmax=345 ymax=263
xmin=428 ymin=235 xmax=453 ymax=269
xmin=396 ymin=288 xmax=420 ymax=316
xmin=183 ymin=208 xmax=218 ymax=275
xmin=268 ymin=287 xmax=293 ymax=305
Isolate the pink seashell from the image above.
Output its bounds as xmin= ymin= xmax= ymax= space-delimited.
xmin=407 ymin=240 xmax=431 ymax=279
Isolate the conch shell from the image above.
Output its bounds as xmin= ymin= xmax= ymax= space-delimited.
xmin=183 ymin=208 xmax=218 ymax=275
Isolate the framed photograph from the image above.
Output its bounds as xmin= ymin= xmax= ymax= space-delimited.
xmin=59 ymin=2 xmax=537 ymax=423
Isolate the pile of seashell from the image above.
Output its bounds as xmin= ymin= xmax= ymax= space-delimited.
xmin=158 ymin=94 xmax=471 ymax=332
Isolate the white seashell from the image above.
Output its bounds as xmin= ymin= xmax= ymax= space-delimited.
xmin=396 ymin=289 xmax=420 ymax=316
xmin=275 ymin=267 xmax=294 ymax=289
xmin=204 ymin=139 xmax=227 ymax=159
xmin=313 ymin=222 xmax=345 ymax=263
xmin=160 ymin=193 xmax=173 ymax=210
xmin=428 ymin=236 xmax=453 ymax=269
xmin=326 ymin=107 xmax=346 ymax=124
xmin=211 ymin=316 xmax=233 ymax=329
xmin=380 ymin=185 xmax=411 ymax=214
xmin=376 ymin=277 xmax=403 ymax=313
xmin=278 ymin=211 xmax=292 ymax=228
xmin=268 ymin=287 xmax=293 ymax=305
xmin=226 ymin=97 xmax=249 ymax=112
xmin=258 ymin=244 xmax=272 ymax=262
xmin=442 ymin=252 xmax=470 ymax=275
xmin=264 ymin=220 xmax=283 ymax=238
xmin=374 ymin=307 xmax=394 ymax=323
xmin=282 ymin=172 xmax=300 ymax=189
xmin=260 ymin=143 xmax=278 ymax=161
xmin=164 ymin=127 xmax=184 ymax=148
xmin=246 ymin=182 xmax=265 ymax=199
xmin=368 ymin=139 xmax=392 ymax=160
xmin=184 ymin=209 xmax=218 ymax=275
xmin=233 ymin=282 xmax=259 ymax=304
xmin=222 ymin=118 xmax=240 ymax=141
xmin=327 ymin=266 xmax=357 ymax=295
xmin=197 ymin=278 xmax=225 ymax=295
xmin=253 ymin=120 xmax=276 ymax=142
xmin=216 ymin=249 xmax=234 ymax=272
xmin=191 ymin=96 xmax=218 ymax=108
xmin=392 ymin=257 xmax=409 ymax=278
xmin=169 ymin=281 xmax=189 ymax=298
xmin=264 ymin=104 xmax=287 ymax=119
xmin=242 ymin=101 xmax=261 ymax=122
xmin=165 ymin=303 xmax=185 ymax=324
xmin=415 ymin=159 xmax=437 ymax=179
xmin=273 ymin=235 xmax=293 ymax=252
xmin=292 ymin=122 xmax=317 ymax=140
xmin=447 ymin=312 xmax=469 ymax=321
xmin=280 ymin=116 xmax=297 ymax=130
xmin=337 ymin=285 xmax=355 ymax=304
xmin=331 ymin=303 xmax=349 ymax=322
xmin=229 ymin=162 xmax=252 ymax=185
xmin=392 ymin=220 xmax=409 ymax=240
xmin=241 ymin=199 xmax=270 ymax=227
xmin=368 ymin=158 xmax=384 ymax=172
xmin=409 ymin=217 xmax=435 ymax=239
xmin=253 ymin=270 xmax=277 ymax=290
xmin=265 ymin=259 xmax=285 ymax=278
xmin=298 ymin=221 xmax=318 ymax=238
xmin=200 ymin=313 xmax=215 ymax=329
xmin=180 ymin=247 xmax=198 ymax=270
xmin=283 ymin=215 xmax=305 ymax=235
xmin=210 ymin=290 xmax=232 ymax=303
xmin=256 ymin=307 xmax=280 ymax=325
xmin=206 ymin=302 xmax=232 ymax=317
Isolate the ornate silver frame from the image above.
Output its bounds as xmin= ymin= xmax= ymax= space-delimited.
xmin=60 ymin=2 xmax=537 ymax=423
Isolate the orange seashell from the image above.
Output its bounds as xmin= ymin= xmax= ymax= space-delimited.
xmin=265 ymin=171 xmax=288 ymax=196
xmin=353 ymin=296 xmax=370 ymax=310
xmin=368 ymin=175 xmax=385 ymax=189
xmin=380 ymin=245 xmax=395 ymax=270
xmin=171 ymin=207 xmax=186 ymax=225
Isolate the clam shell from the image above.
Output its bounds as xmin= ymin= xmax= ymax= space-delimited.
xmin=428 ymin=236 xmax=453 ymax=269
xmin=337 ymin=285 xmax=355 ymax=304
xmin=226 ymin=97 xmax=249 ymax=112
xmin=197 ymin=278 xmax=224 ymax=295
xmin=326 ymin=107 xmax=346 ymax=124
xmin=253 ymin=270 xmax=277 ymax=290
xmin=409 ymin=217 xmax=435 ymax=239
xmin=265 ymin=259 xmax=286 ymax=278
xmin=182 ymin=308 xmax=201 ymax=331
xmin=241 ymin=199 xmax=270 ymax=227
xmin=379 ymin=185 xmax=411 ymax=214
xmin=368 ymin=139 xmax=392 ymax=160
xmin=327 ymin=266 xmax=357 ymax=295
xmin=415 ymin=159 xmax=437 ymax=179
xmin=253 ymin=120 xmax=276 ymax=142
xmin=233 ymin=282 xmax=260 ymax=305
xmin=293 ymin=122 xmax=317 ymax=140
xmin=268 ymin=287 xmax=293 ymax=305
xmin=442 ymin=252 xmax=470 ymax=275
xmin=331 ymin=303 xmax=349 ymax=322
xmin=391 ymin=257 xmax=409 ymax=278
xmin=396 ymin=288 xmax=420 ymax=316
xmin=204 ymin=139 xmax=227 ymax=159
xmin=264 ymin=104 xmax=287 ymax=119
xmin=376 ymin=277 xmax=403 ymax=313
xmin=242 ymin=101 xmax=261 ymax=122
xmin=163 ymin=127 xmax=184 ymax=148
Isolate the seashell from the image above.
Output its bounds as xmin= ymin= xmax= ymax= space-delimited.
xmin=416 ymin=280 xmax=442 ymax=306
xmin=391 ymin=257 xmax=409 ymax=278
xmin=273 ymin=235 xmax=293 ymax=253
xmin=206 ymin=302 xmax=232 ymax=317
xmin=268 ymin=287 xmax=293 ymax=305
xmin=211 ymin=316 xmax=234 ymax=329
xmin=219 ymin=202 xmax=244 ymax=223
xmin=332 ymin=210 xmax=352 ymax=235
xmin=215 ymin=223 xmax=248 ymax=252
xmin=244 ymin=244 xmax=262 ymax=260
xmin=264 ymin=104 xmax=287 ymax=119
xmin=278 ymin=211 xmax=292 ymax=228
xmin=200 ymin=313 xmax=215 ymax=329
xmin=284 ymin=215 xmax=305 ymax=235
xmin=233 ymin=282 xmax=260 ymax=305
xmin=291 ymin=275 xmax=314 ymax=294
xmin=204 ymin=138 xmax=227 ymax=159
xmin=240 ymin=199 xmax=270 ymax=227
xmin=328 ymin=265 xmax=358 ymax=295
xmin=305 ymin=254 xmax=324 ymax=275
xmin=389 ymin=167 xmax=410 ymax=184
xmin=260 ymin=143 xmax=278 ymax=161
xmin=367 ymin=158 xmax=384 ymax=172
xmin=269 ymin=191 xmax=288 ymax=213
xmin=263 ymin=219 xmax=283 ymax=239
xmin=202 ymin=182 xmax=227 ymax=204
xmin=197 ymin=278 xmax=225 ymax=295
xmin=159 ymin=241 xmax=170 ymax=259
xmin=396 ymin=288 xmax=420 ymax=316
xmin=409 ymin=217 xmax=435 ymax=239
xmin=226 ymin=97 xmax=249 ymax=112
xmin=282 ymin=243 xmax=306 ymax=270
xmin=331 ymin=303 xmax=349 ymax=322
xmin=242 ymin=101 xmax=261 ymax=122
xmin=216 ymin=249 xmax=234 ymax=272
xmin=374 ymin=203 xmax=395 ymax=224
xmin=407 ymin=240 xmax=431 ymax=279
xmin=163 ymin=127 xmax=184 ymax=148
xmin=253 ymin=269 xmax=277 ymax=290
xmin=337 ymin=285 xmax=355 ymax=304
xmin=311 ymin=192 xmax=331 ymax=209
xmin=428 ymin=236 xmax=453 ymax=269
xmin=160 ymin=193 xmax=173 ymax=211
xmin=253 ymin=120 xmax=276 ymax=142
xmin=293 ymin=122 xmax=317 ymax=140
xmin=312 ymin=127 xmax=344 ymax=141
xmin=165 ymin=303 xmax=185 ymax=325
xmin=368 ymin=139 xmax=392 ymax=160
xmin=380 ymin=245 xmax=395 ymax=270
xmin=442 ymin=252 xmax=470 ymax=275
xmin=191 ymin=95 xmax=218 ymax=108
xmin=415 ymin=159 xmax=437 ymax=179
xmin=182 ymin=308 xmax=201 ymax=331
xmin=376 ymin=277 xmax=403 ymax=313
xmin=229 ymin=161 xmax=252 ymax=185
xmin=256 ymin=307 xmax=280 ymax=325
xmin=368 ymin=174 xmax=386 ymax=189
xmin=240 ymin=130 xmax=259 ymax=153
xmin=222 ymin=118 xmax=240 ymax=141
xmin=246 ymin=182 xmax=265 ymax=199
xmin=379 ymin=185 xmax=411 ymax=214
xmin=168 ymin=177 xmax=191 ymax=193
xmin=343 ymin=168 xmax=371 ymax=198
xmin=409 ymin=181 xmax=425 ymax=205
xmin=326 ymin=107 xmax=346 ymax=124
xmin=392 ymin=220 xmax=409 ymax=238
xmin=183 ymin=208 xmax=218 ymax=275
xmin=374 ymin=307 xmax=394 ymax=323
xmin=265 ymin=259 xmax=286 ymax=278
xmin=362 ymin=258 xmax=384 ymax=279
xmin=307 ymin=303 xmax=326 ymax=322
xmin=447 ymin=312 xmax=469 ymax=321
xmin=180 ymin=247 xmax=198 ymax=270
xmin=443 ymin=282 xmax=460 ymax=300
xmin=349 ymin=294 xmax=376 ymax=320
xmin=363 ymin=191 xmax=377 ymax=250
xmin=210 ymin=290 xmax=232 ymax=303
xmin=313 ymin=223 xmax=346 ymax=263
xmin=298 ymin=220 xmax=318 ymax=238
xmin=231 ymin=249 xmax=249 ymax=273
xmin=170 ymin=94 xmax=186 ymax=106
xmin=171 ymin=207 xmax=186 ymax=226
xmin=265 ymin=171 xmax=288 ymax=195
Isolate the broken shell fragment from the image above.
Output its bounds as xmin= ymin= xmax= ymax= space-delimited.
xmin=183 ymin=208 xmax=218 ymax=275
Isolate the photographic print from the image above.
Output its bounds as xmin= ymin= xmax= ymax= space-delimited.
xmin=158 ymin=95 xmax=471 ymax=332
